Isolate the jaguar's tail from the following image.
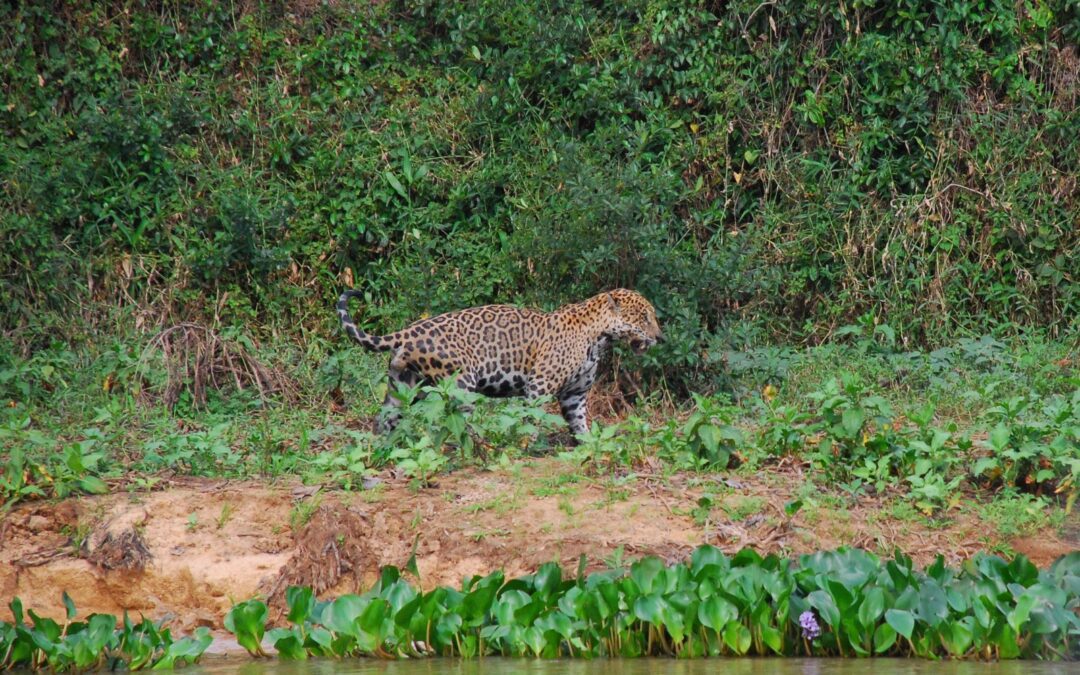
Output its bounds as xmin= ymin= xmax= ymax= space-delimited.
xmin=337 ymin=290 xmax=393 ymax=352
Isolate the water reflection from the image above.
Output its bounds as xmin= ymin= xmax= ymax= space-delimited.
xmin=194 ymin=657 xmax=1076 ymax=675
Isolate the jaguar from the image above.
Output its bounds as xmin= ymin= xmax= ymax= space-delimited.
xmin=337 ymin=289 xmax=663 ymax=437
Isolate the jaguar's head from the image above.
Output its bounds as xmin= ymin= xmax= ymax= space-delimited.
xmin=602 ymin=289 xmax=664 ymax=354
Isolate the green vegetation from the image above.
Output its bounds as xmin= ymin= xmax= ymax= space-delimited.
xmin=1 ymin=1 xmax=1076 ymax=514
xmin=222 ymin=547 xmax=1080 ymax=660
xmin=1 ymin=1 xmax=1078 ymax=661
xmin=6 ymin=548 xmax=1077 ymax=666
xmin=0 ymin=594 xmax=210 ymax=671
xmin=1 ymin=1 xmax=1076 ymax=368
xmin=567 ymin=333 xmax=1079 ymax=516
xmin=1 ymin=323 xmax=1076 ymax=533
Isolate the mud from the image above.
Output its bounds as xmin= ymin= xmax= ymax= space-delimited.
xmin=2 ymin=460 xmax=1075 ymax=632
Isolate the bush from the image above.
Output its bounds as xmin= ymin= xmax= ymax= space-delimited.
xmin=223 ymin=546 xmax=1080 ymax=660
xmin=1 ymin=0 xmax=1076 ymax=391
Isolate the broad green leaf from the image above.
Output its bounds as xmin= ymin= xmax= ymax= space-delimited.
xmin=513 ymin=598 xmax=545 ymax=627
xmin=493 ymin=590 xmax=531 ymax=626
xmin=462 ymin=581 xmax=499 ymax=622
xmin=940 ymin=620 xmax=972 ymax=657
xmin=632 ymin=594 xmax=665 ymax=625
xmin=857 ymin=587 xmax=885 ymax=628
xmin=989 ymin=423 xmax=1010 ymax=451
xmin=825 ymin=579 xmax=855 ymax=613
xmin=846 ymin=628 xmax=870 ymax=656
xmin=972 ymin=457 xmax=999 ymax=476
xmin=722 ymin=621 xmax=751 ymax=655
xmin=945 ymin=586 xmax=970 ymax=613
xmin=916 ymin=582 xmax=949 ymax=627
xmin=307 ymin=626 xmax=333 ymax=652
xmin=9 ymin=597 xmax=24 ymax=625
xmin=541 ymin=611 xmax=574 ymax=639
xmin=885 ymin=609 xmax=914 ymax=640
xmin=286 ymin=586 xmax=314 ymax=625
xmin=1007 ymin=592 xmax=1035 ymax=634
xmin=630 ymin=556 xmax=665 ymax=595
xmin=873 ymin=622 xmax=897 ymax=653
xmin=807 ymin=590 xmax=840 ymax=627
xmin=77 ymin=476 xmax=108 ymax=495
xmin=992 ymin=622 xmax=1021 ymax=659
xmin=384 ymin=171 xmax=408 ymax=200
xmin=434 ymin=611 xmax=463 ymax=650
xmin=29 ymin=610 xmax=61 ymax=642
xmin=698 ymin=595 xmax=738 ymax=630
xmin=1006 ymin=554 xmax=1038 ymax=585
xmin=842 ymin=408 xmax=865 ymax=437
xmin=152 ymin=627 xmax=211 ymax=669
xmin=971 ymin=597 xmax=992 ymax=628
xmin=357 ymin=597 xmax=387 ymax=636
xmin=223 ymin=599 xmax=267 ymax=656
xmin=444 ymin=413 xmax=466 ymax=438
xmin=323 ymin=595 xmax=365 ymax=637
xmin=383 ymin=579 xmax=417 ymax=615
xmin=784 ymin=499 xmax=804 ymax=518
xmin=522 ymin=626 xmax=545 ymax=657
xmin=533 ymin=562 xmax=562 ymax=598
xmin=267 ymin=628 xmax=306 ymax=660
xmin=697 ymin=424 xmax=720 ymax=453
xmin=760 ymin=625 xmax=783 ymax=654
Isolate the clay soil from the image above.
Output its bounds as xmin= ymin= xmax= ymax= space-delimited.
xmin=2 ymin=458 xmax=1076 ymax=635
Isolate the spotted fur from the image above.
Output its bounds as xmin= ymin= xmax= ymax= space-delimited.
xmin=337 ymin=289 xmax=663 ymax=437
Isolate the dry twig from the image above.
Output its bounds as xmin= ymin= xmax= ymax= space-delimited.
xmin=137 ymin=323 xmax=295 ymax=410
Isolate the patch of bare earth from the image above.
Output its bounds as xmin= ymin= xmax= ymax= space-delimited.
xmin=2 ymin=460 xmax=1075 ymax=634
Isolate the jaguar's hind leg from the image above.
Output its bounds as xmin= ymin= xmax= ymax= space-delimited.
xmin=558 ymin=392 xmax=589 ymax=438
xmin=453 ymin=372 xmax=479 ymax=415
xmin=378 ymin=358 xmax=423 ymax=434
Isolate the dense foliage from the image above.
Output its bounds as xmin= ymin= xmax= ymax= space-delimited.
xmin=2 ymin=1 xmax=1077 ymax=387
xmin=2 ymin=5 xmax=1077 ymax=665
xmin=2 ymin=324 xmax=1076 ymax=513
xmin=6 ymin=548 xmax=1078 ymax=666
xmin=0 ymin=594 xmax=210 ymax=671
xmin=225 ymin=546 xmax=1080 ymax=660
xmin=4 ymin=330 xmax=1075 ymax=509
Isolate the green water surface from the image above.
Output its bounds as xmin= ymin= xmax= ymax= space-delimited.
xmin=193 ymin=657 xmax=1077 ymax=675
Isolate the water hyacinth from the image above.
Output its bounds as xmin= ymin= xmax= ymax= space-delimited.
xmin=799 ymin=611 xmax=821 ymax=640
xmin=0 ymin=593 xmax=211 ymax=671
xmin=220 ymin=546 xmax=1079 ymax=662
xmin=10 ymin=547 xmax=1075 ymax=668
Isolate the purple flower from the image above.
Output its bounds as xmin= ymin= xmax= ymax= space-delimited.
xmin=799 ymin=610 xmax=821 ymax=640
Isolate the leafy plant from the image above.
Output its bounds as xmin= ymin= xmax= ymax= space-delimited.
xmin=305 ymin=434 xmax=379 ymax=490
xmin=224 ymin=599 xmax=269 ymax=657
xmin=369 ymin=379 xmax=565 ymax=480
xmin=0 ymin=419 xmax=111 ymax=509
xmin=0 ymin=594 xmax=211 ymax=670
xmin=2 ymin=0 xmax=1075 ymax=389
xmin=678 ymin=394 xmax=744 ymax=469
xmin=806 ymin=375 xmax=903 ymax=482
xmin=390 ymin=437 xmax=449 ymax=488
xmin=973 ymin=390 xmax=1080 ymax=505
xmin=223 ymin=546 xmax=1080 ymax=660
xmin=758 ymin=402 xmax=812 ymax=457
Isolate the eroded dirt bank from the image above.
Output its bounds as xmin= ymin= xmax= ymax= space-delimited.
xmin=2 ymin=458 xmax=1076 ymax=632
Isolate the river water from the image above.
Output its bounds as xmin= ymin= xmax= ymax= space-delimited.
xmin=193 ymin=657 xmax=1076 ymax=675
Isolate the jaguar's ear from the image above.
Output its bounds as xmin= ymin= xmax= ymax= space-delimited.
xmin=605 ymin=292 xmax=620 ymax=315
